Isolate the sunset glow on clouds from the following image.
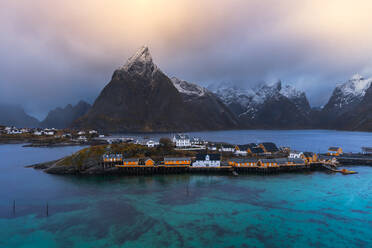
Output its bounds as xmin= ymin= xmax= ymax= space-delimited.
xmin=1 ymin=0 xmax=372 ymax=117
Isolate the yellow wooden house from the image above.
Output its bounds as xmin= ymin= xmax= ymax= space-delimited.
xmin=120 ymin=158 xmax=139 ymax=167
xmin=258 ymin=159 xmax=279 ymax=167
xmin=229 ymin=158 xmax=258 ymax=167
xmin=301 ymin=152 xmax=318 ymax=163
xmin=143 ymin=158 xmax=155 ymax=166
xmin=327 ymin=147 xmax=343 ymax=156
xmin=164 ymin=157 xmax=192 ymax=166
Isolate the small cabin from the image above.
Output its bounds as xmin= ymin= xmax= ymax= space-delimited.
xmin=287 ymin=158 xmax=306 ymax=165
xmin=289 ymin=151 xmax=303 ymax=159
xmin=275 ymin=158 xmax=290 ymax=166
xmin=250 ymin=147 xmax=265 ymax=156
xmin=259 ymin=159 xmax=278 ymax=167
xmin=122 ymin=158 xmax=139 ymax=166
xmin=164 ymin=157 xmax=191 ymax=166
xmin=229 ymin=158 xmax=258 ymax=167
xmin=259 ymin=142 xmax=279 ymax=154
xmin=173 ymin=134 xmax=191 ymax=147
xmin=219 ymin=144 xmax=236 ymax=152
xmin=193 ymin=154 xmax=221 ymax=167
xmin=235 ymin=143 xmax=257 ymax=156
xmin=103 ymin=154 xmax=123 ymax=163
xmin=301 ymin=152 xmax=318 ymax=163
xmin=141 ymin=158 xmax=155 ymax=166
xmin=328 ymin=147 xmax=343 ymax=156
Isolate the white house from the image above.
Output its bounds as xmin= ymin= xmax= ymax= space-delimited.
xmin=89 ymin=130 xmax=98 ymax=134
xmin=219 ymin=144 xmax=236 ymax=152
xmin=78 ymin=136 xmax=88 ymax=142
xmin=78 ymin=131 xmax=86 ymax=135
xmin=192 ymin=154 xmax=221 ymax=167
xmin=289 ymin=151 xmax=303 ymax=159
xmin=146 ymin=140 xmax=159 ymax=148
xmin=34 ymin=131 xmax=43 ymax=136
xmin=190 ymin=137 xmax=204 ymax=145
xmin=173 ymin=134 xmax=191 ymax=147
xmin=8 ymin=129 xmax=22 ymax=134
xmin=44 ymin=131 xmax=55 ymax=136
xmin=207 ymin=145 xmax=217 ymax=151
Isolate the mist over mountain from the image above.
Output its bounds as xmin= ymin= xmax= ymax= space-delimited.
xmin=40 ymin=101 xmax=91 ymax=129
xmin=1 ymin=46 xmax=371 ymax=132
xmin=0 ymin=104 xmax=39 ymax=127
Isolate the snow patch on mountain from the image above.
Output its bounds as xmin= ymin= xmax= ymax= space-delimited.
xmin=171 ymin=77 xmax=206 ymax=97
xmin=118 ymin=46 xmax=158 ymax=77
xmin=211 ymin=81 xmax=309 ymax=119
xmin=337 ymin=74 xmax=372 ymax=98
xmin=280 ymin=84 xmax=303 ymax=99
xmin=327 ymin=74 xmax=372 ymax=111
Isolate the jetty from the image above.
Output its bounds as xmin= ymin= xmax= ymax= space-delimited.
xmin=98 ymin=162 xmax=325 ymax=176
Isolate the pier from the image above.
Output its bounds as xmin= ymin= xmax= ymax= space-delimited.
xmin=98 ymin=163 xmax=326 ymax=176
xmin=319 ymin=154 xmax=372 ymax=166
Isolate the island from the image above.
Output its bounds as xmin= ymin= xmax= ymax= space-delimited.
xmin=28 ymin=137 xmax=353 ymax=176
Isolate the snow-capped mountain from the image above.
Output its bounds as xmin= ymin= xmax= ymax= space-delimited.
xmin=74 ymin=46 xmax=238 ymax=132
xmin=210 ymin=81 xmax=312 ymax=128
xmin=212 ymin=81 xmax=310 ymax=118
xmin=322 ymin=74 xmax=372 ymax=115
xmin=319 ymin=74 xmax=372 ymax=130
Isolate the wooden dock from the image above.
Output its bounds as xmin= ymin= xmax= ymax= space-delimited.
xmin=97 ymin=163 xmax=324 ymax=176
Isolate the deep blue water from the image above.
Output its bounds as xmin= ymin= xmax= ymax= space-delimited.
xmin=114 ymin=129 xmax=372 ymax=153
xmin=0 ymin=130 xmax=372 ymax=248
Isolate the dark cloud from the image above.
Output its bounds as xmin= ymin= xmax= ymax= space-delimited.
xmin=1 ymin=0 xmax=372 ymax=118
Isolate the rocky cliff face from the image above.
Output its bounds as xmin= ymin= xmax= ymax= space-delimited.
xmin=0 ymin=104 xmax=39 ymax=127
xmin=40 ymin=101 xmax=91 ymax=129
xmin=73 ymin=46 xmax=238 ymax=132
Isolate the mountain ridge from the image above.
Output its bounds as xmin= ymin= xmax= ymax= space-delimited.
xmin=73 ymin=46 xmax=239 ymax=132
xmin=40 ymin=100 xmax=91 ymax=129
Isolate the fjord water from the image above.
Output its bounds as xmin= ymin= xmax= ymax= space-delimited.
xmin=0 ymin=130 xmax=372 ymax=248
xmin=116 ymin=129 xmax=372 ymax=153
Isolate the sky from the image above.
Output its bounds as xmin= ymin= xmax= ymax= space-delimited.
xmin=1 ymin=0 xmax=372 ymax=119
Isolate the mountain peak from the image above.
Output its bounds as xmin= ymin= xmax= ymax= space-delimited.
xmin=337 ymin=74 xmax=372 ymax=97
xmin=350 ymin=74 xmax=364 ymax=81
xmin=118 ymin=46 xmax=158 ymax=78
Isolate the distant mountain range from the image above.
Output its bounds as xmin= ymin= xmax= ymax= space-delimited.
xmin=210 ymin=81 xmax=312 ymax=129
xmin=0 ymin=104 xmax=39 ymax=128
xmin=1 ymin=47 xmax=371 ymax=132
xmin=40 ymin=101 xmax=91 ymax=129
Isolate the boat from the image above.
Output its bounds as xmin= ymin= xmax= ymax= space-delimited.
xmin=340 ymin=168 xmax=358 ymax=175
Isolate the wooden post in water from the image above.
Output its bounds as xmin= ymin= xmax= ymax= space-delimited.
xmin=46 ymin=202 xmax=49 ymax=217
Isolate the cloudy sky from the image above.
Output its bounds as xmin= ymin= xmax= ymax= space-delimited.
xmin=1 ymin=0 xmax=372 ymax=119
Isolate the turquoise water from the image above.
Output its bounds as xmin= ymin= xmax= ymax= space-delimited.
xmin=1 ymin=130 xmax=372 ymax=247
